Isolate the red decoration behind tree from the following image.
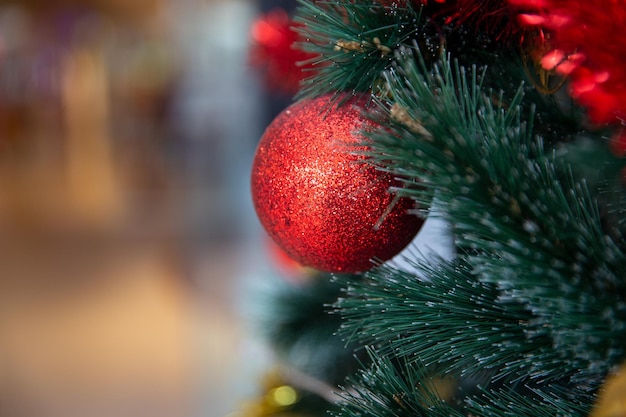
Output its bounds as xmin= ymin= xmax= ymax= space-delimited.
xmin=249 ymin=8 xmax=317 ymax=95
xmin=510 ymin=0 xmax=626 ymax=155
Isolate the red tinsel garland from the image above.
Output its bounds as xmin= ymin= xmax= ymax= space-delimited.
xmin=510 ymin=0 xmax=626 ymax=155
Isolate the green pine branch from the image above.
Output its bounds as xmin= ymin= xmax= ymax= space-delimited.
xmin=331 ymin=347 xmax=592 ymax=417
xmin=335 ymin=258 xmax=597 ymax=416
xmin=561 ymin=137 xmax=626 ymax=235
xmin=332 ymin=348 xmax=465 ymax=417
xmin=336 ymin=259 xmax=556 ymax=383
xmin=465 ymin=384 xmax=591 ymax=417
xmin=279 ymin=3 xmax=626 ymax=417
xmin=331 ymin=48 xmax=626 ymax=415
xmin=293 ymin=0 xmax=586 ymax=149
xmin=294 ymin=0 xmax=433 ymax=100
xmin=360 ymin=49 xmax=626 ymax=383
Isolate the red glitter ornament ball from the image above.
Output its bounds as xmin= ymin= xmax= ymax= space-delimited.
xmin=251 ymin=93 xmax=423 ymax=273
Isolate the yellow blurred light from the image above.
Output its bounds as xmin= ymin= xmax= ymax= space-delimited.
xmin=268 ymin=385 xmax=298 ymax=407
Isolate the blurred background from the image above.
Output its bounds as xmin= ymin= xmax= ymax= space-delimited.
xmin=0 ymin=0 xmax=297 ymax=416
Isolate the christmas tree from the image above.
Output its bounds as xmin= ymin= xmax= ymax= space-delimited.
xmin=247 ymin=1 xmax=626 ymax=416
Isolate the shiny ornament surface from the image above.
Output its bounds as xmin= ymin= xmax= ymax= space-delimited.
xmin=251 ymin=93 xmax=423 ymax=273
